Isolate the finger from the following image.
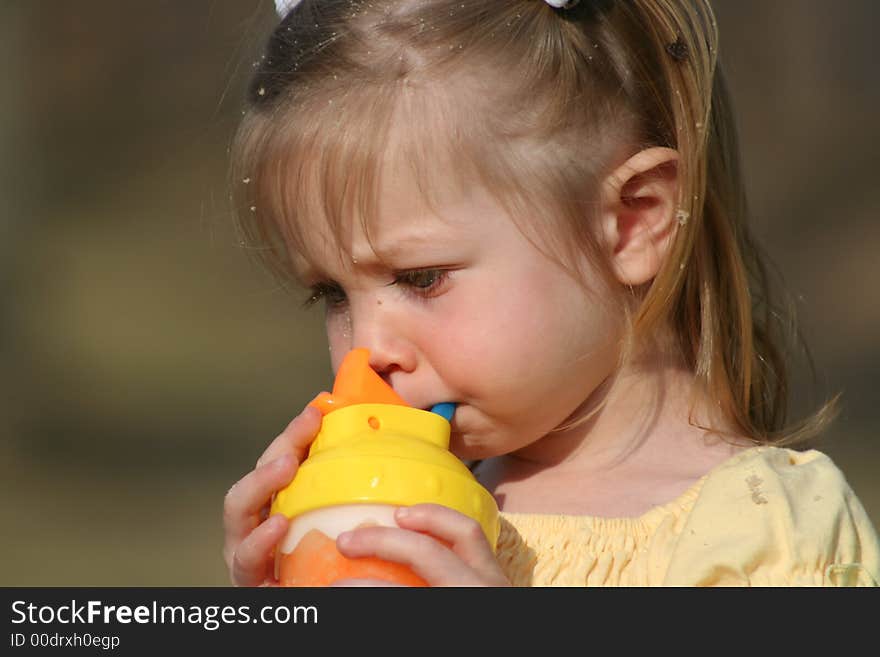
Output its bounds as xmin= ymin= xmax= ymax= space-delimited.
xmin=230 ymin=513 xmax=289 ymax=586
xmin=336 ymin=525 xmax=495 ymax=587
xmin=256 ymin=405 xmax=323 ymax=468
xmin=223 ymin=454 xmax=297 ymax=550
xmin=394 ymin=504 xmax=501 ymax=577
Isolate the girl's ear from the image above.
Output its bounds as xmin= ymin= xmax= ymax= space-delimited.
xmin=599 ymin=147 xmax=680 ymax=286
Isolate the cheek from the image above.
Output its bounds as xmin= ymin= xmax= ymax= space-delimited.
xmin=434 ymin=273 xmax=621 ymax=412
xmin=324 ymin=309 xmax=353 ymax=370
xmin=428 ymin=289 xmax=556 ymax=388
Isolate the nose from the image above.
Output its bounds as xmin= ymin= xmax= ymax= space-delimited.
xmin=347 ymin=299 xmax=417 ymax=379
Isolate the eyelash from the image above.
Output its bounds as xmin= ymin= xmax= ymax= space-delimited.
xmin=302 ymin=269 xmax=452 ymax=309
xmin=302 ymin=281 xmax=346 ymax=309
xmin=392 ymin=268 xmax=451 ymax=296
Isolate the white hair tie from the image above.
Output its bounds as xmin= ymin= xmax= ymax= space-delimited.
xmin=274 ymin=0 xmax=302 ymax=17
xmin=274 ymin=0 xmax=582 ymax=19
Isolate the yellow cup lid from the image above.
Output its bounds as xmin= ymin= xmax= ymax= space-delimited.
xmin=270 ymin=402 xmax=500 ymax=550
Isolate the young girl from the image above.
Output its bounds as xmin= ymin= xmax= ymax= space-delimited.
xmin=222 ymin=0 xmax=879 ymax=586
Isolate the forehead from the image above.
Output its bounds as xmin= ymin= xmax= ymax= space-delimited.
xmin=279 ymin=93 xmax=483 ymax=274
xmin=290 ymin=151 xmax=491 ymax=277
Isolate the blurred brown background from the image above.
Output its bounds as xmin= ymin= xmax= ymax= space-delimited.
xmin=1 ymin=1 xmax=877 ymax=585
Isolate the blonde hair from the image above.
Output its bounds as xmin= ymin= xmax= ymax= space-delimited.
xmin=231 ymin=0 xmax=837 ymax=445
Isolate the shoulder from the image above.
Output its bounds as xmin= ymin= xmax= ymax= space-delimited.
xmin=708 ymin=446 xmax=859 ymax=505
xmin=663 ymin=446 xmax=880 ymax=586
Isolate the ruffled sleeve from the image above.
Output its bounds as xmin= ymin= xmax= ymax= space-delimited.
xmin=662 ymin=448 xmax=880 ymax=586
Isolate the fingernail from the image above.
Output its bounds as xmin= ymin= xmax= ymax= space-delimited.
xmin=395 ymin=507 xmax=409 ymax=519
xmin=336 ymin=531 xmax=352 ymax=546
xmin=301 ymin=405 xmax=320 ymax=418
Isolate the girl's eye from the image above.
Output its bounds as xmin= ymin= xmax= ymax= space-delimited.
xmin=392 ymin=269 xmax=450 ymax=296
xmin=302 ymin=281 xmax=347 ymax=309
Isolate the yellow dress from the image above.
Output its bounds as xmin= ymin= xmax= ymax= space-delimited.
xmin=495 ymin=447 xmax=880 ymax=586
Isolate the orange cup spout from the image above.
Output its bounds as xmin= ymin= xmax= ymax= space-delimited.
xmin=308 ymin=348 xmax=409 ymax=415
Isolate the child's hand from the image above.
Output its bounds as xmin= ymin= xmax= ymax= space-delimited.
xmin=222 ymin=405 xmax=323 ymax=586
xmin=332 ymin=503 xmax=509 ymax=587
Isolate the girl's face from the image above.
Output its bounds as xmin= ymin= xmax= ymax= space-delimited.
xmin=294 ymin=165 xmax=623 ymax=460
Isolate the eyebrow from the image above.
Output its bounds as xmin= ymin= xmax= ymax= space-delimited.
xmin=350 ymin=224 xmax=459 ymax=265
xmin=292 ymin=233 xmax=449 ymax=283
xmin=292 ymin=213 xmax=463 ymax=284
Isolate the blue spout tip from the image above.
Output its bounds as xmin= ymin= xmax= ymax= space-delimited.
xmin=429 ymin=402 xmax=456 ymax=422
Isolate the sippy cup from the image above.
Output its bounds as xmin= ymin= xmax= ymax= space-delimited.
xmin=270 ymin=348 xmax=500 ymax=587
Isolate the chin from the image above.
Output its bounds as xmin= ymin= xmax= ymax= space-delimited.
xmin=448 ymin=433 xmax=478 ymax=461
xmin=448 ymin=433 xmax=498 ymax=462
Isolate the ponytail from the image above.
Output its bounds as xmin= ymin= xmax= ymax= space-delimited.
xmin=599 ymin=0 xmax=838 ymax=443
